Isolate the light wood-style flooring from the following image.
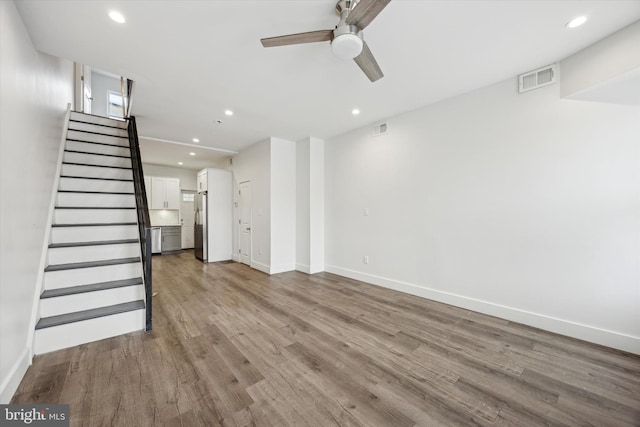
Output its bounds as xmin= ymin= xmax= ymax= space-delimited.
xmin=13 ymin=250 xmax=640 ymax=426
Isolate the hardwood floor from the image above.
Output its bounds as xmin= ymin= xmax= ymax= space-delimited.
xmin=13 ymin=250 xmax=640 ymax=426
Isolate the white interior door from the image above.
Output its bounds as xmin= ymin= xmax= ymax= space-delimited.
xmin=239 ymin=181 xmax=251 ymax=265
xmin=181 ymin=191 xmax=195 ymax=249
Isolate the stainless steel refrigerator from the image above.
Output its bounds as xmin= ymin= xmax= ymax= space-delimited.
xmin=194 ymin=192 xmax=207 ymax=261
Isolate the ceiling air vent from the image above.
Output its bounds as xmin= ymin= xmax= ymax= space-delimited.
xmin=518 ymin=64 xmax=557 ymax=93
xmin=373 ymin=121 xmax=389 ymax=137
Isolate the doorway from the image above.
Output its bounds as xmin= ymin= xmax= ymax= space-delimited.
xmin=239 ymin=181 xmax=251 ymax=265
xmin=181 ymin=190 xmax=195 ymax=249
xmin=74 ymin=63 xmax=92 ymax=113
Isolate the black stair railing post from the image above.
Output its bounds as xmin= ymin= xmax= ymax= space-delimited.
xmin=127 ymin=115 xmax=152 ymax=331
xmin=144 ymin=228 xmax=152 ymax=330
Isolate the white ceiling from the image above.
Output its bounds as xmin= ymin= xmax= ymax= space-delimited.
xmin=15 ymin=0 xmax=640 ymax=168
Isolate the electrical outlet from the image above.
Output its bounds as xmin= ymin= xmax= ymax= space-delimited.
xmin=364 ymin=208 xmax=369 ymax=216
xmin=363 ymin=256 xmax=369 ymax=264
xmin=259 ymin=248 xmax=263 ymax=255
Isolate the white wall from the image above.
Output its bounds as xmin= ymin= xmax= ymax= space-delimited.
xmin=270 ymin=138 xmax=296 ymax=274
xmin=90 ymin=71 xmax=121 ymax=117
xmin=232 ymin=140 xmax=271 ymax=272
xmin=0 ymin=0 xmax=74 ymax=403
xmin=142 ymin=163 xmax=197 ymax=191
xmin=325 ymin=78 xmax=640 ymax=354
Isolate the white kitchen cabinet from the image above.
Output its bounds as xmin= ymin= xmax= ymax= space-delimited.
xmin=144 ymin=176 xmax=152 ymax=207
xmin=165 ymin=179 xmax=180 ymax=209
xmin=197 ymin=169 xmax=208 ymax=192
xmin=150 ymin=177 xmax=180 ymax=210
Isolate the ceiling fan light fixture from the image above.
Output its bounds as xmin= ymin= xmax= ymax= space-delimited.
xmin=331 ymin=33 xmax=363 ymax=60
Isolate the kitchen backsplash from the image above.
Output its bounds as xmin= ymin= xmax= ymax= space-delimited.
xmin=150 ymin=209 xmax=180 ymax=226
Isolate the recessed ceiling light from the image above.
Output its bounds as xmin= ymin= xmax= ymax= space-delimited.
xmin=352 ymin=108 xmax=360 ymax=115
xmin=566 ymin=16 xmax=587 ymax=28
xmin=178 ymin=162 xmax=183 ymax=165
xmin=189 ymin=152 xmax=196 ymax=156
xmin=192 ymin=138 xmax=199 ymax=143
xmin=224 ymin=110 xmax=234 ymax=116
xmin=108 ymin=11 xmax=126 ymax=24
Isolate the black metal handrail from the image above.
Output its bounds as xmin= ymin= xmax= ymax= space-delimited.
xmin=127 ymin=115 xmax=152 ymax=331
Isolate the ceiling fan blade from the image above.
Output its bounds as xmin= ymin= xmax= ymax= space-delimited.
xmin=354 ymin=42 xmax=383 ymax=82
xmin=261 ymin=30 xmax=334 ymax=48
xmin=346 ymin=0 xmax=392 ymax=29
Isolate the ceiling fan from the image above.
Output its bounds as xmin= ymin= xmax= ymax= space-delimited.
xmin=260 ymin=0 xmax=392 ymax=82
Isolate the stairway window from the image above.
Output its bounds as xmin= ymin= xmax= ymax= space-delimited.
xmin=107 ymin=91 xmax=124 ymax=118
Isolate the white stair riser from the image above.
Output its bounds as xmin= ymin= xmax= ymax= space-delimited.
xmin=61 ymin=164 xmax=132 ymax=180
xmin=34 ymin=309 xmax=145 ymax=355
xmin=70 ymin=112 xmax=127 ymax=129
xmin=44 ymin=262 xmax=142 ymax=289
xmin=67 ymin=130 xmax=129 ymax=147
xmin=66 ymin=140 xmax=131 ymax=157
xmin=57 ymin=192 xmax=135 ymax=207
xmin=50 ymin=225 xmax=139 ymax=243
xmin=68 ymin=121 xmax=129 ymax=137
xmin=59 ymin=177 xmax=133 ymax=193
xmin=54 ymin=209 xmax=137 ymax=225
xmin=39 ymin=285 xmax=145 ymax=317
xmin=48 ymin=243 xmax=140 ymax=265
xmin=64 ymin=152 xmax=132 ymax=168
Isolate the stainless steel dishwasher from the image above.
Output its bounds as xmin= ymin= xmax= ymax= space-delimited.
xmin=151 ymin=227 xmax=162 ymax=254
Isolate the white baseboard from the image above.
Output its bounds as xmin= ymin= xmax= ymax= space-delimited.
xmin=250 ymin=261 xmax=271 ymax=275
xmin=308 ymin=264 xmax=325 ymax=274
xmin=325 ymin=264 xmax=640 ymax=355
xmin=250 ymin=261 xmax=296 ymax=275
xmin=296 ymin=263 xmax=311 ymax=274
xmin=270 ymin=263 xmax=296 ymax=275
xmin=0 ymin=348 xmax=31 ymax=404
xmin=232 ymin=254 xmax=239 ymax=262
xmin=296 ymin=264 xmax=325 ymax=274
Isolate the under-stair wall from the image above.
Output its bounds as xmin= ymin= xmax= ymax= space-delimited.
xmin=34 ymin=111 xmax=146 ymax=355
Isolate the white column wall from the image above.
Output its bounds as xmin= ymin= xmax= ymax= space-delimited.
xmin=231 ymin=139 xmax=271 ymax=272
xmin=296 ymin=139 xmax=311 ymax=271
xmin=270 ymin=138 xmax=297 ymax=274
xmin=561 ymin=20 xmax=640 ymax=104
xmin=296 ymin=137 xmax=325 ymax=274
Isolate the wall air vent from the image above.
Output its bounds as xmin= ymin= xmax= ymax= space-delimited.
xmin=373 ymin=121 xmax=389 ymax=137
xmin=518 ymin=64 xmax=557 ymax=93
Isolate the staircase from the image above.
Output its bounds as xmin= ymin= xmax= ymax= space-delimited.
xmin=34 ymin=111 xmax=146 ymax=355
